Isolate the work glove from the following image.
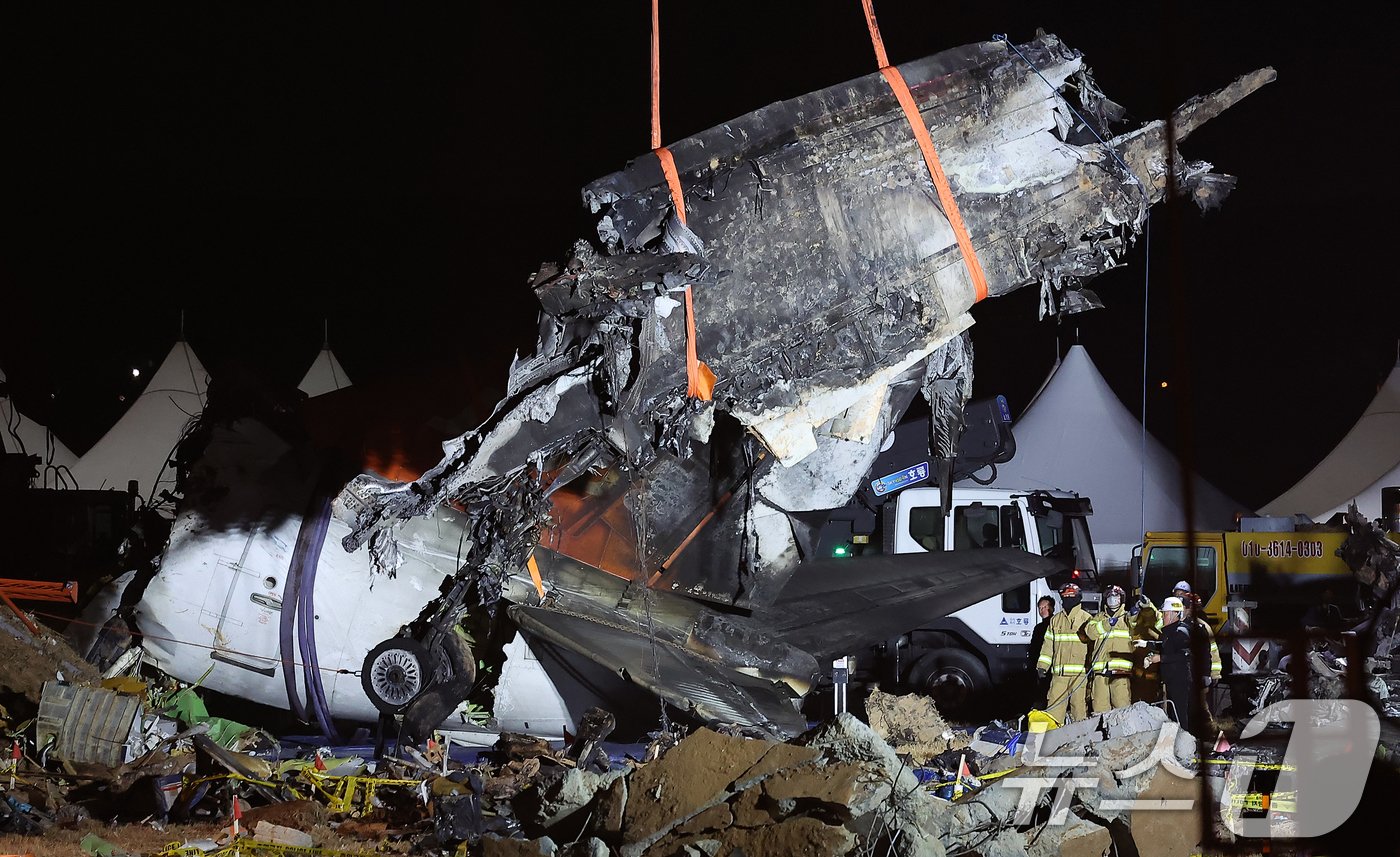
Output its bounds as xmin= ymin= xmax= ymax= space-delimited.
xmin=1036 ymin=667 xmax=1049 ymax=679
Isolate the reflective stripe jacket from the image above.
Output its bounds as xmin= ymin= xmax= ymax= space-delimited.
xmin=1083 ymin=604 xmax=1135 ymax=674
xmin=1198 ymin=618 xmax=1223 ymax=679
xmin=1036 ymin=604 xmax=1093 ymax=676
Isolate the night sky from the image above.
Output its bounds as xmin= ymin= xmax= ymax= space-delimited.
xmin=4 ymin=4 xmax=1394 ymax=511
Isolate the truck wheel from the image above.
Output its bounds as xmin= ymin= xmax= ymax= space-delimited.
xmin=907 ymin=649 xmax=988 ymax=716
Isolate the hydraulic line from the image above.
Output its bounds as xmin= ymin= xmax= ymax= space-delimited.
xmin=297 ymin=488 xmax=339 ymax=742
xmin=284 ymin=469 xmax=340 ymax=740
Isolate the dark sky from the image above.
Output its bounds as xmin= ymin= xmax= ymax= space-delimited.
xmin=4 ymin=4 xmax=1394 ymax=511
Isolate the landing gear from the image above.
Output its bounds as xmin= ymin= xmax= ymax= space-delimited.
xmin=361 ymin=633 xmax=477 ymax=716
xmin=362 ymin=638 xmax=432 ymax=715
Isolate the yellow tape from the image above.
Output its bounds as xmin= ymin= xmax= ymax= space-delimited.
xmin=1194 ymin=759 xmax=1296 ymax=771
xmin=196 ymin=841 xmax=377 ymax=857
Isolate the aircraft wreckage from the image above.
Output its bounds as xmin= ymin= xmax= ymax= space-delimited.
xmin=97 ymin=33 xmax=1274 ymax=738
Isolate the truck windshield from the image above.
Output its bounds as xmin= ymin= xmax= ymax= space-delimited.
xmin=1143 ymin=545 xmax=1216 ymax=605
xmin=951 ymin=503 xmax=1026 ymax=551
xmin=1035 ymin=511 xmax=1098 ymax=576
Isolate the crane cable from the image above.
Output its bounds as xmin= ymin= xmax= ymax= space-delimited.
xmin=650 ymin=0 xmax=715 ymax=401
xmin=859 ymin=0 xmax=989 ymax=304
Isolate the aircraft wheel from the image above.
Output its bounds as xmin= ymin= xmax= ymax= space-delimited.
xmin=362 ymin=638 xmax=432 ymax=715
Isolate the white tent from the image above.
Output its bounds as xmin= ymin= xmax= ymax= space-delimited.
xmin=968 ymin=345 xmax=1248 ymax=572
xmin=298 ymin=346 xmax=352 ymax=398
xmin=1260 ymin=357 xmax=1400 ymax=520
xmin=71 ymin=340 xmax=208 ymax=498
xmin=0 ymin=368 xmax=79 ymax=487
xmin=1315 ymin=461 xmax=1400 ymax=523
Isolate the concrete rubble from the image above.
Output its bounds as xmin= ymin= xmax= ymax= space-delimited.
xmin=3 ymin=590 xmax=1398 ymax=857
xmin=864 ymin=686 xmax=971 ymax=765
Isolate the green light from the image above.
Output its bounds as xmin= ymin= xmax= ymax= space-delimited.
xmin=833 ymin=545 xmax=850 ymax=557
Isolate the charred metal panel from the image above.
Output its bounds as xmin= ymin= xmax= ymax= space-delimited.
xmin=338 ymin=33 xmax=1270 ymax=612
xmin=761 ymin=548 xmax=1060 ymax=661
xmin=297 ymin=34 xmax=1270 ymax=730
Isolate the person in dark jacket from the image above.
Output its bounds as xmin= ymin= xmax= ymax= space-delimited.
xmin=1027 ymin=595 xmax=1055 ymax=705
xmin=1148 ymin=596 xmax=1196 ymax=734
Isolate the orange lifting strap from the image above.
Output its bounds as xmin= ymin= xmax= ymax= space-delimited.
xmin=650 ymin=0 xmax=716 ymax=400
xmin=526 ymin=554 xmax=546 ymax=599
xmin=859 ymin=0 xmax=990 ymax=303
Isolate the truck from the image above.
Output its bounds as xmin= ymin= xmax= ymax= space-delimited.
xmin=816 ymin=398 xmax=1102 ymax=714
xmin=1132 ymin=518 xmax=1398 ymax=689
xmin=1135 ymin=525 xmax=1363 ymax=636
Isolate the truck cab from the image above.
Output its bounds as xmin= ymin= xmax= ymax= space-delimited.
xmin=1132 ymin=525 xmax=1381 ymax=695
xmin=820 ymin=484 xmax=1099 ymax=715
xmin=1135 ymin=527 xmax=1361 ymax=635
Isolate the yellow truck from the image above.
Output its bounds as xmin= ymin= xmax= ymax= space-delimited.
xmin=1133 ymin=527 xmax=1379 ymax=684
xmin=1135 ymin=529 xmax=1359 ymax=633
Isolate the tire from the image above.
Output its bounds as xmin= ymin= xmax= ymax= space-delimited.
xmin=429 ymin=631 xmax=477 ymax=691
xmin=906 ymin=648 xmax=989 ymax=717
xmin=361 ymin=638 xmax=432 ymax=715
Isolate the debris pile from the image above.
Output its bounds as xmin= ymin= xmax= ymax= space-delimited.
xmin=457 ymin=701 xmax=1214 ymax=856
xmin=3 ymin=604 xmax=1397 ymax=857
xmin=864 ymin=686 xmax=970 ymax=765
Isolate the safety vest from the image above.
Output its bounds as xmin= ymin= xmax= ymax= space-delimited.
xmin=1198 ymin=618 xmax=1223 ymax=679
xmin=1133 ymin=604 xmax=1162 ymax=680
xmin=1037 ymin=605 xmax=1092 ymax=676
xmin=1084 ymin=605 xmax=1135 ymax=674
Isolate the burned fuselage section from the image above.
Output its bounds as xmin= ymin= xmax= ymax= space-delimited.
xmin=139 ymin=33 xmax=1271 ymax=736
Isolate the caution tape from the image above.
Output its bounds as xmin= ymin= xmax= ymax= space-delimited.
xmin=296 ymin=769 xmax=423 ymax=816
xmin=1228 ymin=790 xmax=1297 ymax=813
xmin=1194 ymin=759 xmax=1296 ymax=772
xmin=152 ymin=845 xmax=211 ymax=857
xmin=183 ymin=769 xmax=425 ymax=816
xmin=153 ymin=841 xmax=375 ymax=857
xmin=184 ymin=771 xmax=291 ymax=795
xmin=923 ymin=765 xmax=1020 ymax=793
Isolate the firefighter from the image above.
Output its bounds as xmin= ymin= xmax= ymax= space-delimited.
xmin=1184 ymin=593 xmax=1223 ymax=683
xmin=1083 ymin=584 xmax=1134 ymax=712
xmin=1183 ymin=592 xmax=1224 ymax=731
xmin=1130 ymin=592 xmax=1162 ymax=703
xmin=1036 ymin=583 xmax=1093 ymax=725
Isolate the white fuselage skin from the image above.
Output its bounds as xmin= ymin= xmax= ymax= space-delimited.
xmin=140 ymin=503 xmax=469 ymax=724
